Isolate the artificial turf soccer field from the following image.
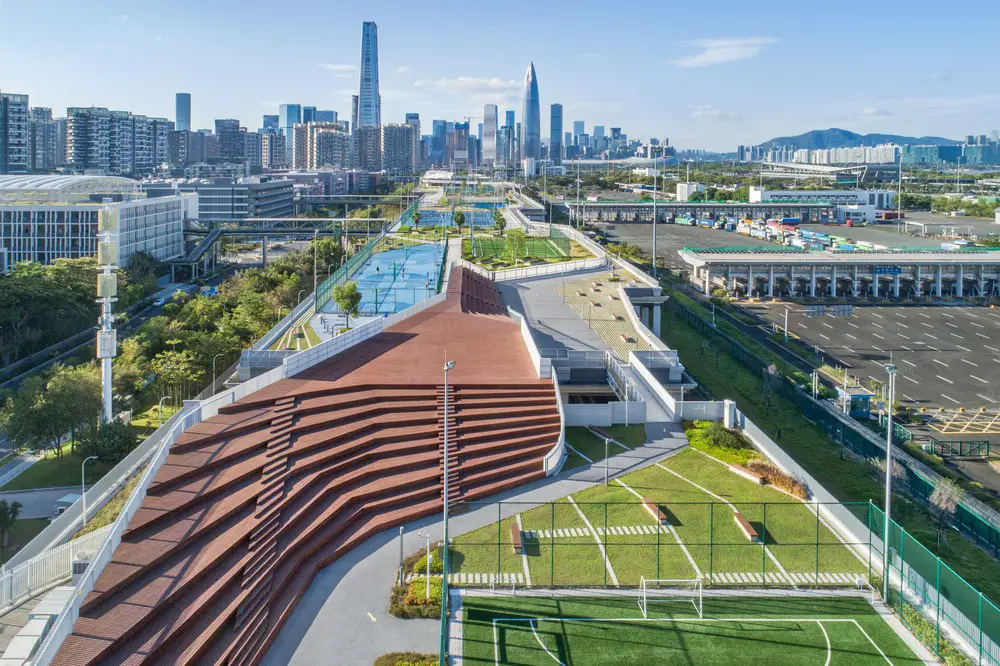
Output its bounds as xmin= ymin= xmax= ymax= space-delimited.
xmin=471 ymin=236 xmax=569 ymax=259
xmin=460 ymin=595 xmax=922 ymax=665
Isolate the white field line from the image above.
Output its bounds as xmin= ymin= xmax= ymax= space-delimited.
xmin=654 ymin=459 xmax=792 ymax=582
xmin=587 ymin=427 xmax=631 ymax=451
xmin=818 ymin=621 xmax=832 ymax=666
xmin=491 ymin=617 xmax=893 ymax=666
xmin=516 ymin=513 xmax=532 ymax=588
xmin=613 ymin=478 xmax=703 ymax=580
xmin=566 ymin=495 xmax=619 ymax=586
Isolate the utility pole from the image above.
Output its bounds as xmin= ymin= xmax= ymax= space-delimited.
xmin=96 ymin=206 xmax=119 ymax=423
xmin=652 ymin=164 xmax=658 ymax=278
xmin=312 ymin=228 xmax=318 ymax=301
xmin=439 ymin=359 xmax=456 ymax=666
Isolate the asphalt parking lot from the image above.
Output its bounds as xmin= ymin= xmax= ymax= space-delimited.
xmin=744 ymin=302 xmax=1000 ymax=410
xmin=604 ymin=222 xmax=773 ymax=271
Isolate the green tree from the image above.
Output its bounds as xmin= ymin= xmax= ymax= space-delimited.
xmin=79 ymin=418 xmax=136 ymax=465
xmin=504 ymin=228 xmax=527 ymax=264
xmin=453 ymin=210 xmax=466 ymax=236
xmin=0 ymin=500 xmax=23 ymax=549
xmin=0 ymin=374 xmax=68 ymax=457
xmin=45 ymin=363 xmax=102 ymax=453
xmin=333 ymin=281 xmax=362 ymax=330
xmin=493 ymin=209 xmax=506 ymax=237
xmin=309 ymin=237 xmax=345 ymax=276
xmin=412 ymin=210 xmax=422 ymax=228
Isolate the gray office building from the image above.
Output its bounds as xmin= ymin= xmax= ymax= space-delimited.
xmin=145 ymin=177 xmax=294 ymax=220
xmin=549 ymin=104 xmax=563 ymax=165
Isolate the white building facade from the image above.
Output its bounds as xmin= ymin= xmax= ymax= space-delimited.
xmin=749 ymin=186 xmax=895 ymax=209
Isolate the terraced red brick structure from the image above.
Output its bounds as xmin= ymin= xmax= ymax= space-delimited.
xmin=54 ymin=268 xmax=560 ymax=666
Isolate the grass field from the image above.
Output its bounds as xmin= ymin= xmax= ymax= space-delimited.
xmin=450 ymin=448 xmax=866 ymax=588
xmin=461 ymin=594 xmax=921 ymax=665
xmin=0 ymin=442 xmax=113 ymax=492
xmin=562 ymin=425 xmax=646 ymax=471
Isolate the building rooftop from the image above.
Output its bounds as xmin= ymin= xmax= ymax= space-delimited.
xmin=0 ymin=175 xmax=139 ymax=203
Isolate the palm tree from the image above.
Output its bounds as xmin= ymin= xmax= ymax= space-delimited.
xmin=0 ymin=500 xmax=22 ymax=549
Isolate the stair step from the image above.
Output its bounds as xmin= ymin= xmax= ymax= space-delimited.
xmin=244 ymin=545 xmax=279 ymax=583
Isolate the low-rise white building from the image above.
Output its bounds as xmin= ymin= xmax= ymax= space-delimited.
xmin=0 ymin=175 xmax=191 ymax=269
xmin=749 ymin=186 xmax=895 ymax=209
xmin=675 ymin=182 xmax=705 ymax=202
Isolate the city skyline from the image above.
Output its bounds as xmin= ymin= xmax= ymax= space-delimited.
xmin=1 ymin=0 xmax=998 ymax=151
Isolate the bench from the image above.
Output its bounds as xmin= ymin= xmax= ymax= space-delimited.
xmin=642 ymin=498 xmax=669 ymax=526
xmin=620 ymin=333 xmax=635 ymax=344
xmin=590 ymin=300 xmax=601 ymax=307
xmin=592 ymin=281 xmax=603 ymax=287
xmin=510 ymin=523 xmax=524 ymax=554
xmin=733 ymin=511 xmax=760 ymax=543
xmin=728 ymin=464 xmax=765 ymax=485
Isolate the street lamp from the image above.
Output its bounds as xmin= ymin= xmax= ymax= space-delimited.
xmin=312 ymin=228 xmax=319 ymax=300
xmin=439 ymin=359 xmax=455 ymax=666
xmin=212 ymin=353 xmax=225 ymax=394
xmin=882 ymin=363 xmax=897 ymax=601
xmin=297 ymin=289 xmax=307 ymax=305
xmin=417 ymin=531 xmax=432 ymax=601
xmin=158 ymin=395 xmax=171 ymax=427
xmin=81 ymin=456 xmax=98 ymax=527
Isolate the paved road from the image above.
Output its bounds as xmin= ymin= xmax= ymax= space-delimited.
xmin=261 ymin=425 xmax=688 ymax=666
xmin=747 ymin=303 xmax=1000 ymax=410
xmin=0 ymin=486 xmax=82 ymax=519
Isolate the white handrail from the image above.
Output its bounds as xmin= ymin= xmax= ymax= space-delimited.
xmin=544 ymin=368 xmax=566 ymax=476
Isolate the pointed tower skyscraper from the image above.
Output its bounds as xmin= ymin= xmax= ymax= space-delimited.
xmin=520 ymin=62 xmax=541 ymax=161
xmin=358 ymin=22 xmax=381 ymax=128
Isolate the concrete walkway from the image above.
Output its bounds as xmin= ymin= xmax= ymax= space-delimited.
xmin=261 ymin=424 xmax=687 ymax=666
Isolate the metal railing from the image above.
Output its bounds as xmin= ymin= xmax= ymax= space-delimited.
xmin=0 ymin=525 xmax=112 ymax=617
xmin=251 ymin=294 xmax=314 ymax=352
xmin=604 ymin=351 xmax=644 ymax=404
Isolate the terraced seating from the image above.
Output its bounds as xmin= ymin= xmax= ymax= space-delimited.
xmin=54 ymin=268 xmax=559 ymax=666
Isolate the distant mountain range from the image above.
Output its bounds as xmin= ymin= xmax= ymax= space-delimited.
xmin=761 ymin=128 xmax=960 ymax=150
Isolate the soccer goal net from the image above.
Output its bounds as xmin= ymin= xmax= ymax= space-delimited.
xmin=638 ymin=577 xmax=703 ymax=619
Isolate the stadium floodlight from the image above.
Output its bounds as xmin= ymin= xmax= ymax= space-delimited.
xmin=638 ymin=577 xmax=703 ymax=619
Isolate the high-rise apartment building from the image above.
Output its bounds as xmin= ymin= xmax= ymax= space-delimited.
xmin=381 ymin=123 xmax=415 ymax=173
xmin=0 ymin=92 xmax=29 ymax=174
xmin=358 ymin=22 xmax=381 ymax=128
xmin=175 ymin=93 xmax=191 ymax=132
xmin=66 ymin=107 xmax=169 ymax=176
xmin=278 ymin=104 xmax=301 ymax=163
xmin=260 ymin=131 xmax=286 ymax=169
xmin=483 ymin=104 xmax=498 ymax=165
xmin=308 ymin=123 xmax=350 ymax=169
xmin=29 ymin=107 xmax=58 ymax=172
xmin=549 ymin=104 xmax=563 ymax=166
xmin=351 ymin=96 xmax=359 ymax=136
xmin=519 ymin=63 xmax=541 ymax=161
xmin=405 ymin=113 xmax=421 ymax=170
xmin=449 ymin=122 xmax=470 ymax=167
xmin=354 ymin=126 xmax=382 ymax=171
xmin=215 ymin=119 xmax=246 ymax=161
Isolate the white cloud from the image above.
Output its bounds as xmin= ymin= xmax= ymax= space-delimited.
xmin=316 ymin=63 xmax=356 ymax=72
xmin=690 ymin=105 xmax=738 ymax=120
xmin=397 ymin=66 xmax=411 ymax=73
xmin=860 ymin=107 xmax=893 ymax=117
xmin=669 ymin=37 xmax=776 ymax=67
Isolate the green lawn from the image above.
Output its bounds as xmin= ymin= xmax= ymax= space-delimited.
xmin=0 ymin=442 xmax=113 ymax=491
xmin=0 ymin=519 xmax=49 ymax=565
xmin=461 ymin=595 xmax=922 ymax=665
xmin=659 ymin=302 xmax=1000 ymax=603
xmin=448 ymin=449 xmax=864 ymax=588
xmin=563 ymin=425 xmax=647 ymax=470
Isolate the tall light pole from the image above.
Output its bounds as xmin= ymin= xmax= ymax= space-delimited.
xmin=158 ymin=395 xmax=171 ymax=427
xmin=652 ymin=164 xmax=658 ymax=278
xmin=882 ymin=363 xmax=897 ymax=601
xmin=312 ymin=228 xmax=319 ymax=300
xmin=439 ymin=359 xmax=455 ymax=666
xmin=81 ymin=456 xmax=98 ymax=527
xmin=212 ymin=353 xmax=225 ymax=394
xmin=298 ymin=289 xmax=307 ymax=305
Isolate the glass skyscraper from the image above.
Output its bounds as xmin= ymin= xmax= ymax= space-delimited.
xmin=279 ymin=103 xmax=301 ymax=158
xmin=520 ymin=62 xmax=540 ymax=161
xmin=358 ymin=22 xmax=381 ymax=128
xmin=175 ymin=93 xmax=191 ymax=132
xmin=483 ymin=104 xmax=498 ymax=164
xmin=550 ymin=103 xmax=563 ymax=165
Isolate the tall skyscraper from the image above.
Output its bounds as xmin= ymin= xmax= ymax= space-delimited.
xmin=483 ymin=104 xmax=498 ymax=164
xmin=520 ymin=63 xmax=541 ymax=161
xmin=215 ymin=119 xmax=246 ymax=161
xmin=279 ymin=104 xmax=301 ymax=161
xmin=315 ymin=110 xmax=337 ymax=123
xmin=430 ymin=120 xmax=446 ymax=166
xmin=0 ymin=92 xmax=29 ymax=174
xmin=549 ymin=103 xmax=563 ymax=166
xmin=302 ymin=106 xmax=317 ymax=124
xmin=358 ymin=22 xmax=381 ymax=128
xmin=573 ymin=120 xmax=585 ymax=143
xmin=175 ymin=93 xmax=191 ymax=132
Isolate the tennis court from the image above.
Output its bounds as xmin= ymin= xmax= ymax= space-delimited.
xmin=460 ymin=594 xmax=922 ymax=665
xmin=325 ymin=240 xmax=443 ymax=316
xmin=418 ymin=208 xmax=497 ymax=227
xmin=471 ymin=236 xmax=570 ymax=260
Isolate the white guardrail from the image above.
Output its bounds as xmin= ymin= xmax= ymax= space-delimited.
xmin=544 ymin=367 xmax=567 ymax=476
xmin=30 ymin=290 xmax=450 ymax=665
xmin=0 ymin=525 xmax=111 ymax=617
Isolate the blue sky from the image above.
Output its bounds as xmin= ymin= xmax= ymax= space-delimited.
xmin=1 ymin=0 xmax=997 ymax=151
